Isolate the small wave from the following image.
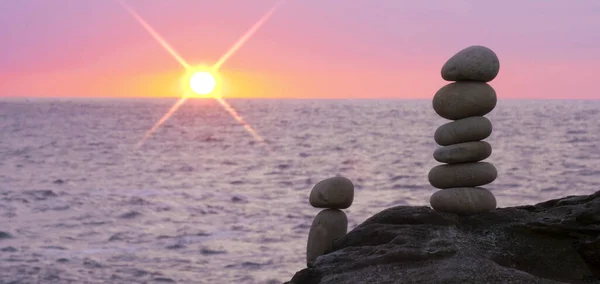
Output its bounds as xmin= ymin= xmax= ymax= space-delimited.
xmin=230 ymin=196 xmax=248 ymax=203
xmin=40 ymin=245 xmax=68 ymax=250
xmin=153 ymin=277 xmax=176 ymax=283
xmin=390 ymin=175 xmax=410 ymax=181
xmin=1 ymin=246 xmax=17 ymax=252
xmin=25 ymin=190 xmax=57 ymax=200
xmin=83 ymin=258 xmax=103 ymax=268
xmin=118 ymin=211 xmax=142 ymax=219
xmin=0 ymin=231 xmax=13 ymax=239
xmin=200 ymin=247 xmax=226 ymax=255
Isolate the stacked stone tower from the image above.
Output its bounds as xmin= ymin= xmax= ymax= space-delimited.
xmin=306 ymin=176 xmax=354 ymax=266
xmin=428 ymin=45 xmax=500 ymax=215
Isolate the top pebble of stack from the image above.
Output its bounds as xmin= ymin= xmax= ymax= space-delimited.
xmin=441 ymin=45 xmax=500 ymax=82
xmin=309 ymin=176 xmax=354 ymax=209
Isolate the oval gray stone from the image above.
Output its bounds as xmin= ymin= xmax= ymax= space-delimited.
xmin=433 ymin=82 xmax=497 ymax=120
xmin=441 ymin=45 xmax=500 ymax=82
xmin=434 ymin=141 xmax=492 ymax=164
xmin=428 ymin=162 xmax=497 ymax=189
xmin=306 ymin=209 xmax=348 ymax=266
xmin=434 ymin=116 xmax=492 ymax=146
xmin=309 ymin=176 xmax=354 ymax=209
xmin=430 ymin=187 xmax=497 ymax=215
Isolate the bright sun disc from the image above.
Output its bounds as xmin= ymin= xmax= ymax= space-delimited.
xmin=189 ymin=71 xmax=216 ymax=95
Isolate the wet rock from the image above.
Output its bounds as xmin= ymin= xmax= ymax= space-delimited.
xmin=434 ymin=116 xmax=492 ymax=146
xmin=430 ymin=187 xmax=497 ymax=215
xmin=309 ymin=177 xmax=354 ymax=209
xmin=441 ymin=45 xmax=500 ymax=82
xmin=433 ymin=141 xmax=492 ymax=164
xmin=428 ymin=162 xmax=497 ymax=189
xmin=285 ymin=190 xmax=600 ymax=283
xmin=433 ymin=82 xmax=497 ymax=120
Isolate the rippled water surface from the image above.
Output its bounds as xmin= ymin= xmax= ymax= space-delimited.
xmin=1 ymin=99 xmax=599 ymax=283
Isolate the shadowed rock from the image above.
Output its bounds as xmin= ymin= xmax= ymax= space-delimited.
xmin=285 ymin=190 xmax=600 ymax=284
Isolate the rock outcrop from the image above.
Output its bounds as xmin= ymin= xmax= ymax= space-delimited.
xmin=285 ymin=190 xmax=600 ymax=284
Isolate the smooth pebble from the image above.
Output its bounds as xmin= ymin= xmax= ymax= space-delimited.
xmin=430 ymin=187 xmax=497 ymax=215
xmin=434 ymin=116 xmax=492 ymax=146
xmin=306 ymin=209 xmax=348 ymax=266
xmin=309 ymin=176 xmax=354 ymax=209
xmin=428 ymin=162 xmax=497 ymax=189
xmin=433 ymin=82 xmax=497 ymax=120
xmin=441 ymin=45 xmax=500 ymax=82
xmin=433 ymin=141 xmax=492 ymax=164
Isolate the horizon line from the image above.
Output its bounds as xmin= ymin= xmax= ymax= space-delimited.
xmin=1 ymin=96 xmax=599 ymax=101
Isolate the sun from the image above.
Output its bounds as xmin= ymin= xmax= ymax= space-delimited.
xmin=189 ymin=71 xmax=217 ymax=95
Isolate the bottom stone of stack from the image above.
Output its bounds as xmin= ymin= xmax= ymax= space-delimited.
xmin=306 ymin=209 xmax=348 ymax=267
xmin=430 ymin=187 xmax=496 ymax=215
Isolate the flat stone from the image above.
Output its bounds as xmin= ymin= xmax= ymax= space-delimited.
xmin=430 ymin=187 xmax=497 ymax=215
xmin=434 ymin=141 xmax=492 ymax=164
xmin=428 ymin=162 xmax=497 ymax=189
xmin=307 ymin=209 xmax=348 ymax=266
xmin=434 ymin=116 xmax=492 ymax=146
xmin=309 ymin=176 xmax=354 ymax=209
xmin=433 ymin=82 xmax=497 ymax=120
xmin=441 ymin=45 xmax=500 ymax=82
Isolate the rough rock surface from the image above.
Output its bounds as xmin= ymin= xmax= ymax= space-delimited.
xmin=285 ymin=190 xmax=600 ymax=284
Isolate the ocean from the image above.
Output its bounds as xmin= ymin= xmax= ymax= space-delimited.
xmin=1 ymin=98 xmax=599 ymax=283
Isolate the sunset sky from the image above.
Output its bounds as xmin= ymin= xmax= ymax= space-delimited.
xmin=1 ymin=0 xmax=599 ymax=99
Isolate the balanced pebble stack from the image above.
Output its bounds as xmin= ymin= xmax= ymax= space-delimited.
xmin=306 ymin=176 xmax=354 ymax=266
xmin=428 ymin=45 xmax=500 ymax=215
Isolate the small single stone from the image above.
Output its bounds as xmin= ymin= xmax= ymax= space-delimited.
xmin=434 ymin=116 xmax=492 ymax=146
xmin=433 ymin=141 xmax=492 ymax=164
xmin=433 ymin=82 xmax=497 ymax=120
xmin=428 ymin=162 xmax=497 ymax=189
xmin=309 ymin=176 xmax=354 ymax=209
xmin=306 ymin=209 xmax=348 ymax=266
xmin=441 ymin=45 xmax=500 ymax=82
xmin=430 ymin=187 xmax=497 ymax=215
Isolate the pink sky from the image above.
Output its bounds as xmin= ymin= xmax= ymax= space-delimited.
xmin=1 ymin=0 xmax=599 ymax=99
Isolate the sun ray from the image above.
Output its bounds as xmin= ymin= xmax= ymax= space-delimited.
xmin=135 ymin=97 xmax=188 ymax=148
xmin=212 ymin=0 xmax=286 ymax=71
xmin=215 ymin=97 xmax=266 ymax=143
xmin=118 ymin=0 xmax=191 ymax=70
xmin=119 ymin=0 xmax=284 ymax=149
